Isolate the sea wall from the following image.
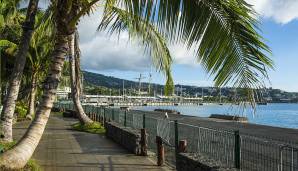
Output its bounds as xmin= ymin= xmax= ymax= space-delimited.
xmin=176 ymin=153 xmax=237 ymax=171
xmin=105 ymin=121 xmax=145 ymax=155
xmin=209 ymin=114 xmax=248 ymax=122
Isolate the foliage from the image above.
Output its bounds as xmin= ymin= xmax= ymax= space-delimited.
xmin=72 ymin=122 xmax=105 ymax=134
xmin=0 ymin=141 xmax=16 ymax=152
xmin=15 ymin=101 xmax=28 ymax=119
xmin=99 ymin=4 xmax=173 ymax=84
xmin=23 ymin=159 xmax=42 ymax=171
xmin=101 ymin=0 xmax=274 ymax=106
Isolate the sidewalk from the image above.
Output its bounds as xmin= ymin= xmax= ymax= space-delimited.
xmin=13 ymin=114 xmax=172 ymax=171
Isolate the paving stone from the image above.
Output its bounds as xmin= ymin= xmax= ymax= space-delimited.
xmin=13 ymin=115 xmax=173 ymax=171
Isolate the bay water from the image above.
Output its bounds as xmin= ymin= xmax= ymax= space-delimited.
xmin=134 ymin=103 xmax=298 ymax=129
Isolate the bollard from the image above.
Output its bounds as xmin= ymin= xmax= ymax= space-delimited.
xmin=234 ymin=130 xmax=241 ymax=169
xmin=124 ymin=110 xmax=127 ymax=127
xmin=141 ymin=129 xmax=148 ymax=156
xmin=174 ymin=120 xmax=179 ymax=158
xmin=178 ymin=140 xmax=187 ymax=153
xmin=143 ymin=114 xmax=146 ymax=129
xmin=156 ymin=136 xmax=164 ymax=166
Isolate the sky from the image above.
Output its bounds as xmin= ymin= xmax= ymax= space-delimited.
xmin=77 ymin=0 xmax=298 ymax=92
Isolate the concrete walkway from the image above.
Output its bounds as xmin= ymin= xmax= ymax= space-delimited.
xmin=13 ymin=115 xmax=172 ymax=171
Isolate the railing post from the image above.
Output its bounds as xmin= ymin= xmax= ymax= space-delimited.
xmin=124 ymin=110 xmax=127 ymax=127
xmin=141 ymin=128 xmax=147 ymax=156
xmin=178 ymin=140 xmax=187 ymax=153
xmin=83 ymin=105 xmax=86 ymax=113
xmin=95 ymin=107 xmax=98 ymax=121
xmin=143 ymin=114 xmax=146 ymax=129
xmin=174 ymin=120 xmax=179 ymax=158
xmin=103 ymin=108 xmax=106 ymax=126
xmin=156 ymin=136 xmax=164 ymax=166
xmin=234 ymin=130 xmax=241 ymax=169
xmin=112 ymin=108 xmax=115 ymax=121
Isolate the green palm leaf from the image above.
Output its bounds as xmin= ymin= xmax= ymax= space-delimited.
xmin=110 ymin=0 xmax=273 ymax=104
xmin=99 ymin=4 xmax=174 ymax=95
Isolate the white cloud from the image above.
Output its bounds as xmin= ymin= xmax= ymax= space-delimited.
xmin=246 ymin=0 xmax=298 ymax=24
xmin=78 ymin=7 xmax=199 ymax=73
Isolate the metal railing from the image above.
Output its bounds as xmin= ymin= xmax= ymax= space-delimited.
xmin=54 ymin=102 xmax=298 ymax=171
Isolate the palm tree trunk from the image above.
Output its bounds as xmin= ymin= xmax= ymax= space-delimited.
xmin=0 ymin=33 xmax=68 ymax=170
xmin=68 ymin=33 xmax=93 ymax=125
xmin=0 ymin=0 xmax=39 ymax=142
xmin=26 ymin=71 xmax=38 ymax=120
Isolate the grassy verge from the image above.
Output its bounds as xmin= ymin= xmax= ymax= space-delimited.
xmin=0 ymin=142 xmax=42 ymax=171
xmin=51 ymin=111 xmax=63 ymax=116
xmin=71 ymin=122 xmax=106 ymax=134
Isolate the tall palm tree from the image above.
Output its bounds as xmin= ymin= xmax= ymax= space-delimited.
xmin=0 ymin=0 xmax=39 ymax=142
xmin=68 ymin=31 xmax=93 ymax=125
xmin=0 ymin=0 xmax=273 ymax=169
xmin=25 ymin=11 xmax=55 ymax=119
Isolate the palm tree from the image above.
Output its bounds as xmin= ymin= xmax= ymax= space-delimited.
xmin=25 ymin=11 xmax=54 ymax=119
xmin=68 ymin=31 xmax=93 ymax=125
xmin=101 ymin=0 xmax=273 ymax=104
xmin=0 ymin=0 xmax=273 ymax=169
xmin=0 ymin=0 xmax=39 ymax=142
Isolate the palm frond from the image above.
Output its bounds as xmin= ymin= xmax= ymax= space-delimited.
xmin=116 ymin=0 xmax=273 ymax=105
xmin=99 ymin=5 xmax=174 ymax=95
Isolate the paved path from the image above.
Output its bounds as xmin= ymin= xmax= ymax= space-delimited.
xmin=13 ymin=115 xmax=172 ymax=171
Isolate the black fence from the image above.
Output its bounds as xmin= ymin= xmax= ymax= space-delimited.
xmin=55 ymin=102 xmax=298 ymax=171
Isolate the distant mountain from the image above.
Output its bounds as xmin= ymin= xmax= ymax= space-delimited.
xmin=82 ymin=71 xmax=298 ymax=102
xmin=83 ymin=71 xmax=138 ymax=89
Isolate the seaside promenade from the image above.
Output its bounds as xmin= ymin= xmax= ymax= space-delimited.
xmin=13 ymin=114 xmax=172 ymax=171
xmin=138 ymin=110 xmax=298 ymax=142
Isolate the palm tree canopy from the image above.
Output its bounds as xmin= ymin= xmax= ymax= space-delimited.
xmin=101 ymin=0 xmax=273 ymax=102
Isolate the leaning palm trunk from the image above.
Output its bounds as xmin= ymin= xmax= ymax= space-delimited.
xmin=0 ymin=0 xmax=39 ymax=142
xmin=0 ymin=0 xmax=80 ymax=168
xmin=68 ymin=33 xmax=93 ymax=125
xmin=26 ymin=72 xmax=38 ymax=120
xmin=0 ymin=33 xmax=68 ymax=170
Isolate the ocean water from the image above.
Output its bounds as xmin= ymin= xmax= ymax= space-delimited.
xmin=133 ymin=103 xmax=298 ymax=129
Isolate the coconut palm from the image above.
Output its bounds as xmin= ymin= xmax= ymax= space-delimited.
xmin=100 ymin=0 xmax=273 ymax=105
xmin=68 ymin=31 xmax=93 ymax=125
xmin=25 ymin=11 xmax=55 ymax=119
xmin=0 ymin=0 xmax=39 ymax=142
xmin=0 ymin=0 xmax=273 ymax=169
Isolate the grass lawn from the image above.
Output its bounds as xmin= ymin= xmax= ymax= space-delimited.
xmin=71 ymin=122 xmax=106 ymax=134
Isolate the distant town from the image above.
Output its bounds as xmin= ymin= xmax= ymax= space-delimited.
xmin=57 ymin=71 xmax=298 ymax=104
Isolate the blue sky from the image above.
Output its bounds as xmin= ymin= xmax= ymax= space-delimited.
xmin=78 ymin=0 xmax=298 ymax=92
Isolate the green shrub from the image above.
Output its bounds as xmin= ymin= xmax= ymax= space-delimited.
xmin=15 ymin=101 xmax=28 ymax=119
xmin=72 ymin=122 xmax=106 ymax=134
xmin=0 ymin=141 xmax=16 ymax=152
xmin=23 ymin=159 xmax=42 ymax=171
